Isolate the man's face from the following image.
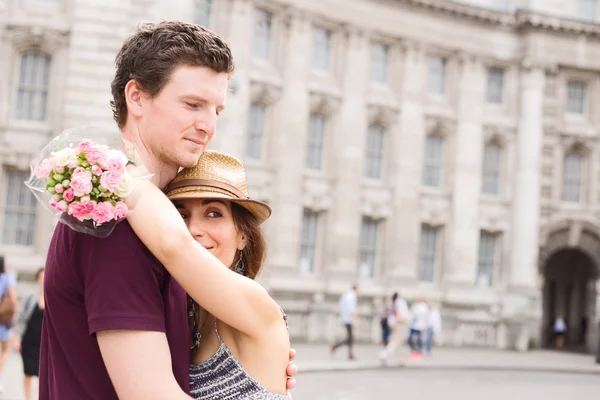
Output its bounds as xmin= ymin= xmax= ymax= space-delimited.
xmin=138 ymin=65 xmax=229 ymax=169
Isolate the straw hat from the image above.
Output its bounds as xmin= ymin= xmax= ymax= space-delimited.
xmin=164 ymin=150 xmax=271 ymax=223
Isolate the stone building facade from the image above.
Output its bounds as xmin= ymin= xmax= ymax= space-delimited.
xmin=1 ymin=0 xmax=600 ymax=353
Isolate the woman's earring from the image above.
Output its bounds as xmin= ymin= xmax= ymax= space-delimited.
xmin=235 ymin=250 xmax=245 ymax=275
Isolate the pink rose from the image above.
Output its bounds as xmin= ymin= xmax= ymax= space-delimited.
xmin=63 ymin=188 xmax=75 ymax=202
xmin=114 ymin=201 xmax=129 ymax=219
xmin=100 ymin=156 xmax=126 ymax=174
xmin=68 ymin=201 xmax=88 ymax=221
xmin=77 ymin=139 xmax=94 ymax=154
xmin=92 ymin=201 xmax=116 ymax=225
xmin=100 ymin=171 xmax=121 ymax=192
xmin=70 ymin=170 xmax=93 ymax=197
xmin=91 ymin=165 xmax=103 ymax=176
xmin=85 ymin=146 xmax=108 ymax=165
xmin=56 ymin=200 xmax=68 ymax=212
xmin=35 ymin=159 xmax=54 ymax=179
xmin=55 ymin=184 xmax=64 ymax=194
xmin=49 ymin=195 xmax=59 ymax=209
xmin=68 ymin=200 xmax=96 ymax=221
xmin=55 ymin=165 xmax=65 ymax=174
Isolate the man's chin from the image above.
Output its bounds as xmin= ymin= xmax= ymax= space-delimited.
xmin=176 ymin=149 xmax=204 ymax=167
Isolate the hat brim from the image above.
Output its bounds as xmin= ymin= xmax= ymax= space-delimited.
xmin=167 ymin=186 xmax=271 ymax=224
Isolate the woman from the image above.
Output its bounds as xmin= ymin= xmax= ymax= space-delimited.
xmin=13 ymin=268 xmax=45 ymax=400
xmin=379 ymin=292 xmax=410 ymax=365
xmin=126 ymin=150 xmax=289 ymax=399
xmin=0 ymin=255 xmax=17 ymax=394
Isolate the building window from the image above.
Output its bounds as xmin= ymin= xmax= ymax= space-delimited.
xmin=477 ymin=231 xmax=498 ymax=288
xmin=423 ymin=135 xmax=443 ymax=187
xmin=194 ymin=0 xmax=212 ymax=26
xmin=486 ymin=67 xmax=504 ymax=104
xmin=253 ymin=8 xmax=272 ymax=60
xmin=306 ymin=113 xmax=325 ymax=170
xmin=2 ymin=169 xmax=37 ymax=246
xmin=14 ymin=51 xmax=51 ymax=121
xmin=418 ymin=225 xmax=438 ymax=282
xmin=579 ymin=0 xmax=596 ymax=21
xmin=428 ymin=56 xmax=446 ymax=94
xmin=566 ymin=81 xmax=586 ymax=114
xmin=246 ymin=103 xmax=266 ymax=159
xmin=358 ymin=217 xmax=379 ymax=278
xmin=562 ymin=152 xmax=584 ymax=202
xmin=364 ymin=124 xmax=384 ymax=179
xmin=482 ymin=143 xmax=501 ymax=195
xmin=299 ymin=210 xmax=320 ymax=274
xmin=312 ymin=27 xmax=331 ymax=71
xmin=370 ymin=42 xmax=389 ymax=83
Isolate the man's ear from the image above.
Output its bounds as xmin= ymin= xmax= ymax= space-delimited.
xmin=124 ymin=80 xmax=145 ymax=119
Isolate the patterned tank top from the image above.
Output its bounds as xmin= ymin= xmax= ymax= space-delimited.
xmin=189 ymin=316 xmax=289 ymax=400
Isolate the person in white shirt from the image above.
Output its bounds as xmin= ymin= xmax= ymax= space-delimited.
xmin=408 ymin=297 xmax=429 ymax=360
xmin=553 ymin=314 xmax=567 ymax=349
xmin=379 ymin=292 xmax=410 ymax=365
xmin=425 ymin=302 xmax=441 ymax=354
xmin=330 ymin=285 xmax=358 ymax=360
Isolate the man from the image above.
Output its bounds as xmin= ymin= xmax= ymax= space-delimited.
xmin=331 ymin=284 xmax=358 ymax=360
xmin=39 ymin=22 xmax=297 ymax=400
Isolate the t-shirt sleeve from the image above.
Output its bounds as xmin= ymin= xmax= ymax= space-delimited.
xmin=75 ymin=221 xmax=167 ymax=335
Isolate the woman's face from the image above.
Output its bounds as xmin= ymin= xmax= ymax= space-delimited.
xmin=174 ymin=198 xmax=246 ymax=269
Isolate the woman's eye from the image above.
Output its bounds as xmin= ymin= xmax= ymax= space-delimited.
xmin=206 ymin=211 xmax=222 ymax=218
xmin=178 ymin=212 xmax=188 ymax=220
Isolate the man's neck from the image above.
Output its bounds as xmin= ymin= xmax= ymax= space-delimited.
xmin=121 ymin=125 xmax=178 ymax=189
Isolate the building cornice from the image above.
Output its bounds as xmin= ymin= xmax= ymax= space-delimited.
xmin=396 ymin=0 xmax=600 ymax=38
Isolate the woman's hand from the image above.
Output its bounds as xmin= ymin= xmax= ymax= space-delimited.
xmin=286 ymin=347 xmax=297 ymax=391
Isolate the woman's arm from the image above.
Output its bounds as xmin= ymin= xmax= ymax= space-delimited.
xmin=125 ymin=179 xmax=282 ymax=338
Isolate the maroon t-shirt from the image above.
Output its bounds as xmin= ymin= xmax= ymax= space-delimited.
xmin=39 ymin=221 xmax=190 ymax=399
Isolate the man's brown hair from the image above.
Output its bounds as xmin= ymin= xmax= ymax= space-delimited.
xmin=110 ymin=21 xmax=235 ymax=128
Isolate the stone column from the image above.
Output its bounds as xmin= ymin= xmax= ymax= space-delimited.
xmin=326 ymin=28 xmax=369 ymax=283
xmin=509 ymin=66 xmax=546 ymax=290
xmin=262 ymin=12 xmax=311 ymax=274
xmin=445 ymin=54 xmax=485 ymax=286
xmin=389 ymin=40 xmax=426 ymax=282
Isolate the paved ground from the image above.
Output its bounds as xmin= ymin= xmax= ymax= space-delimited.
xmin=0 ymin=344 xmax=598 ymax=399
xmin=292 ymin=369 xmax=600 ymax=400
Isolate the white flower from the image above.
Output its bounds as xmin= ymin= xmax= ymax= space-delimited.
xmin=51 ymin=148 xmax=78 ymax=167
xmin=114 ymin=172 xmax=133 ymax=198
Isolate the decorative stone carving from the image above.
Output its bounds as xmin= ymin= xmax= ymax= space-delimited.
xmin=249 ymin=80 xmax=282 ymax=105
xmin=425 ymin=116 xmax=456 ymax=138
xmin=308 ymin=91 xmax=341 ymax=115
xmin=366 ymin=103 xmax=398 ymax=127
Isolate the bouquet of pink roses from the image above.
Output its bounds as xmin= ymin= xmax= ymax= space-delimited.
xmin=26 ymin=126 xmax=147 ymax=237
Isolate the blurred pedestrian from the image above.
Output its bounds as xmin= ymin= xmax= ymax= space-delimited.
xmin=13 ymin=268 xmax=45 ymax=400
xmin=379 ymin=292 xmax=410 ymax=365
xmin=408 ymin=297 xmax=429 ymax=360
xmin=380 ymin=296 xmax=392 ymax=346
xmin=553 ymin=314 xmax=567 ymax=349
xmin=0 ymin=255 xmax=18 ymax=393
xmin=331 ymin=284 xmax=358 ymax=360
xmin=425 ymin=301 xmax=441 ymax=354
